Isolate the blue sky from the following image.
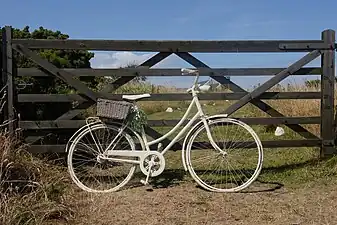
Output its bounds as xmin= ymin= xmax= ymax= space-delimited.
xmin=1 ymin=0 xmax=337 ymax=89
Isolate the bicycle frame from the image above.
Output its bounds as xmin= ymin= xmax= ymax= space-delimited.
xmin=143 ymin=88 xmax=207 ymax=155
xmin=104 ymin=69 xmax=224 ymax=159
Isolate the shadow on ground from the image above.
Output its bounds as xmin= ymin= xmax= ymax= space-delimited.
xmin=38 ymin=153 xmax=335 ymax=193
xmin=135 ymin=157 xmax=331 ymax=193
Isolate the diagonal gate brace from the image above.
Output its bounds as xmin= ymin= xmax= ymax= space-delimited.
xmin=99 ymin=52 xmax=182 ymax=149
xmin=14 ymin=48 xmax=175 ymax=146
xmin=176 ymin=52 xmax=319 ymax=140
xmin=13 ymin=44 xmax=101 ymax=102
xmin=56 ymin=52 xmax=173 ymax=120
xmin=224 ymin=50 xmax=321 ymax=116
xmin=102 ymin=52 xmax=173 ymax=93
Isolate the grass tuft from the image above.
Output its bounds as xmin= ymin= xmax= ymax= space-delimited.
xmin=0 ymin=132 xmax=74 ymax=225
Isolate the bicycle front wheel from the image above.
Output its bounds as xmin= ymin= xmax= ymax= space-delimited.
xmin=67 ymin=123 xmax=139 ymax=193
xmin=185 ymin=117 xmax=263 ymax=192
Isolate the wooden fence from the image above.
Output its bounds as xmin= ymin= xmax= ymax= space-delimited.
xmin=1 ymin=25 xmax=336 ymax=157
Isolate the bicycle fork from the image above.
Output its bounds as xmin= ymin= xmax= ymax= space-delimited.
xmin=194 ymin=93 xmax=227 ymax=154
xmin=201 ymin=117 xmax=227 ymax=154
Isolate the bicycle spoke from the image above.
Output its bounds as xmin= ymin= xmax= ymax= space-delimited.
xmin=67 ymin=123 xmax=140 ymax=193
xmin=186 ymin=117 xmax=263 ymax=192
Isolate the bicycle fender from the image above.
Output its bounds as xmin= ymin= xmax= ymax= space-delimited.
xmin=65 ymin=121 xmax=102 ymax=153
xmin=65 ymin=121 xmax=145 ymax=153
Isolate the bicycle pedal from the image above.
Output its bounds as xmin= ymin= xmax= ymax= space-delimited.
xmin=140 ymin=179 xmax=148 ymax=185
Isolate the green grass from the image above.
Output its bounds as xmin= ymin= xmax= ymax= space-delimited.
xmin=153 ymin=147 xmax=337 ymax=190
xmin=136 ymin=97 xmax=336 ymax=190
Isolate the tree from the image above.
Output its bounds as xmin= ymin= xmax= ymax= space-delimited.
xmin=1 ymin=26 xmax=98 ymax=119
xmin=1 ymin=26 xmax=99 ymax=94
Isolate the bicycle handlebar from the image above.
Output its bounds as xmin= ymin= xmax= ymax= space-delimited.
xmin=181 ymin=68 xmax=198 ymax=75
xmin=181 ymin=68 xmax=200 ymax=88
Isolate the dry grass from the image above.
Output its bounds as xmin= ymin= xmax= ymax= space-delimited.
xmin=71 ymin=182 xmax=337 ymax=225
xmin=266 ymin=84 xmax=323 ymax=136
xmin=0 ymin=132 xmax=75 ymax=225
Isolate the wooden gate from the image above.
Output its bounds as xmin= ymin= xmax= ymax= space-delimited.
xmin=1 ymin=26 xmax=336 ymax=157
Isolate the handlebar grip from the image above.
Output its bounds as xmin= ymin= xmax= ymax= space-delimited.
xmin=181 ymin=68 xmax=198 ymax=75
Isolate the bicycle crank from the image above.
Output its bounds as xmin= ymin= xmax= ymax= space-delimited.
xmin=139 ymin=151 xmax=166 ymax=179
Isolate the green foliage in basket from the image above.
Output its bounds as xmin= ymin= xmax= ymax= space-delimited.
xmin=126 ymin=106 xmax=147 ymax=133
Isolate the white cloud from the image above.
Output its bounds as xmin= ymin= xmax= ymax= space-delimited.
xmin=89 ymin=51 xmax=197 ymax=88
xmin=90 ymin=52 xmax=156 ymax=68
xmin=90 ymin=51 xmax=193 ymax=69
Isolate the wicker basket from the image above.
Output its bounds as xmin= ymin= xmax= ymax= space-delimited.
xmin=96 ymin=98 xmax=133 ymax=120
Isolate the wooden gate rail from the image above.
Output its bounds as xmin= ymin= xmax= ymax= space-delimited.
xmin=17 ymin=67 xmax=321 ymax=77
xmin=19 ymin=117 xmax=321 ymax=129
xmin=1 ymin=26 xmax=336 ymax=157
xmin=10 ymin=39 xmax=334 ymax=52
xmin=17 ymin=92 xmax=322 ymax=102
xmin=24 ymin=139 xmax=323 ymax=154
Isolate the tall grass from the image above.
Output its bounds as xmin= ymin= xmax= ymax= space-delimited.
xmin=0 ymin=132 xmax=74 ymax=224
xmin=111 ymin=80 xmax=329 ymax=137
xmin=266 ymin=83 xmax=324 ymax=136
xmin=78 ymin=79 xmax=332 ymax=140
xmin=0 ymin=82 xmax=74 ymax=224
xmin=0 ymin=85 xmax=74 ymax=224
xmin=92 ymin=79 xmax=327 ymax=118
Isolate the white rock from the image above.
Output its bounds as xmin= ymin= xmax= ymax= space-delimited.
xmin=166 ymin=107 xmax=173 ymax=112
xmin=274 ymin=126 xmax=285 ymax=136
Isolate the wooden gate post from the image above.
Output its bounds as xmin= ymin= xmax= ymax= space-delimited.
xmin=1 ymin=26 xmax=15 ymax=134
xmin=320 ymin=29 xmax=336 ymax=157
xmin=0 ymin=31 xmax=2 ymax=125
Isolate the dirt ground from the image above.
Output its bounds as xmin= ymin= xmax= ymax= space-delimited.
xmin=67 ymin=179 xmax=337 ymax=225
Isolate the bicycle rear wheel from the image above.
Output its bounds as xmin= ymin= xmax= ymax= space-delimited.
xmin=185 ymin=117 xmax=263 ymax=192
xmin=67 ymin=123 xmax=140 ymax=193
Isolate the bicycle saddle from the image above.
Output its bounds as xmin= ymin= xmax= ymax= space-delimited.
xmin=122 ymin=93 xmax=151 ymax=101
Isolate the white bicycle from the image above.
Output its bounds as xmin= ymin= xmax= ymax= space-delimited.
xmin=66 ymin=69 xmax=263 ymax=193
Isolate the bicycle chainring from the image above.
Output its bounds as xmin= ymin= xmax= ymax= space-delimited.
xmin=139 ymin=151 xmax=165 ymax=177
